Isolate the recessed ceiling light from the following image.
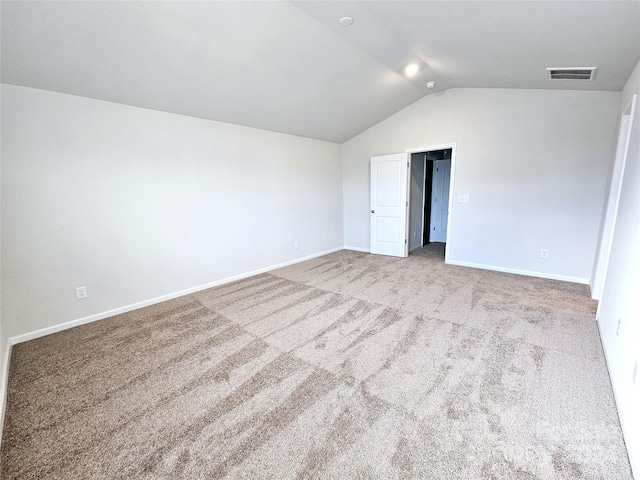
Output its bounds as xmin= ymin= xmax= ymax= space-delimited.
xmin=426 ymin=81 xmax=436 ymax=89
xmin=339 ymin=16 xmax=354 ymax=26
xmin=404 ymin=63 xmax=419 ymax=76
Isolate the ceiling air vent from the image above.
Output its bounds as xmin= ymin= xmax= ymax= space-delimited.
xmin=547 ymin=67 xmax=597 ymax=80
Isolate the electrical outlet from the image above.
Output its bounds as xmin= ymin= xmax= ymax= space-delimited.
xmin=294 ymin=241 xmax=299 ymax=249
xmin=457 ymin=194 xmax=469 ymax=203
xmin=540 ymin=249 xmax=549 ymax=258
xmin=75 ymin=286 xmax=88 ymax=299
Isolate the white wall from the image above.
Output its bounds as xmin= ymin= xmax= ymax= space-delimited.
xmin=342 ymin=88 xmax=620 ymax=282
xmin=409 ymin=153 xmax=425 ymax=251
xmin=596 ymin=59 xmax=640 ymax=479
xmin=0 ymin=84 xmax=343 ymax=339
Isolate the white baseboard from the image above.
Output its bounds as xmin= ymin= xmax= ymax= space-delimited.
xmin=0 ymin=247 xmax=589 ymax=443
xmin=597 ymin=319 xmax=639 ymax=479
xmin=1 ymin=246 xmax=345 ymax=437
xmin=9 ymin=246 xmax=343 ymax=346
xmin=0 ymin=338 xmax=12 ymax=442
xmin=445 ymin=259 xmax=590 ymax=284
xmin=343 ymin=245 xmax=370 ymax=253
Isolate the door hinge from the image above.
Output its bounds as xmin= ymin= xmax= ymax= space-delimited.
xmin=405 ymin=239 xmax=407 ymax=244
xmin=407 ymin=162 xmax=410 ymax=167
xmin=406 ymin=201 xmax=408 ymax=206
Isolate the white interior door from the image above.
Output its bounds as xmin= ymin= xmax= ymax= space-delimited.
xmin=370 ymin=153 xmax=409 ymax=257
xmin=430 ymin=159 xmax=451 ymax=242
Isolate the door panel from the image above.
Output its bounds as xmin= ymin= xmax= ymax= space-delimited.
xmin=430 ymin=159 xmax=451 ymax=243
xmin=370 ymin=153 xmax=408 ymax=257
xmin=375 ymin=217 xmax=401 ymax=243
xmin=376 ymin=162 xmax=402 ymax=206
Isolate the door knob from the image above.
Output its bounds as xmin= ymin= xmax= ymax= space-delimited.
xmin=371 ymin=210 xmax=375 ymax=213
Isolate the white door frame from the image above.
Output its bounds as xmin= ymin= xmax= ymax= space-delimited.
xmin=592 ymin=94 xmax=637 ymax=303
xmin=407 ymin=143 xmax=456 ymax=264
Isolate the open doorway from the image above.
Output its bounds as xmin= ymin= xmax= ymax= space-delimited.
xmin=408 ymin=147 xmax=453 ymax=259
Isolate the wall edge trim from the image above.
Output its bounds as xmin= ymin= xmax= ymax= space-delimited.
xmin=0 ymin=338 xmax=13 ymax=442
xmin=343 ymin=245 xmax=370 ymax=253
xmin=446 ymin=259 xmax=589 ymax=284
xmin=2 ymin=246 xmax=345 ymax=437
xmin=8 ymin=246 xmax=343 ymax=346
xmin=597 ymin=318 xmax=638 ymax=478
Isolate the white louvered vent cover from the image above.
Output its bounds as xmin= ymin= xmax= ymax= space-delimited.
xmin=547 ymin=67 xmax=597 ymax=80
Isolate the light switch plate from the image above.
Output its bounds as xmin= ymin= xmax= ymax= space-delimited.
xmin=457 ymin=195 xmax=469 ymax=203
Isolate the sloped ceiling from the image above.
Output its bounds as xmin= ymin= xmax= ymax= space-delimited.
xmin=2 ymin=1 xmax=639 ymax=143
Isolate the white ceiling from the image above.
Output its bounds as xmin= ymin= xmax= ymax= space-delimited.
xmin=2 ymin=1 xmax=639 ymax=143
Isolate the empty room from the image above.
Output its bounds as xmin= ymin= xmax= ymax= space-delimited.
xmin=1 ymin=1 xmax=639 ymax=478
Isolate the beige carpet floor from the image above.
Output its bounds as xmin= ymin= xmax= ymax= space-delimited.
xmin=0 ymin=245 xmax=633 ymax=479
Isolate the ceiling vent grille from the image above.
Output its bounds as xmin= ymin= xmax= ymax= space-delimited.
xmin=547 ymin=67 xmax=597 ymax=80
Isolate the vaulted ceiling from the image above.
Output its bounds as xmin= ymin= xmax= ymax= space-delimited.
xmin=2 ymin=1 xmax=639 ymax=142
